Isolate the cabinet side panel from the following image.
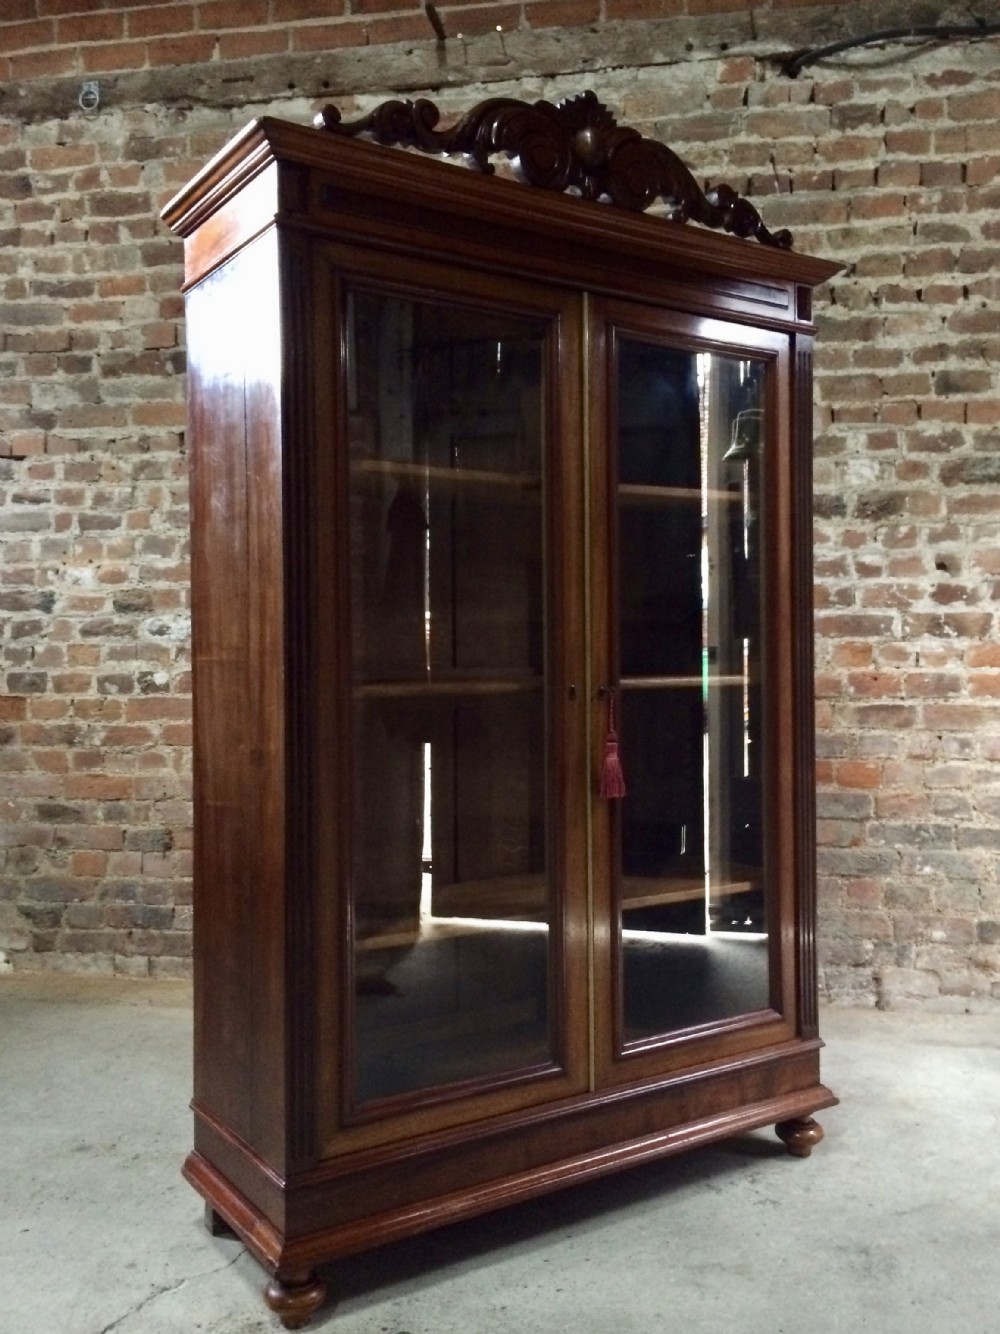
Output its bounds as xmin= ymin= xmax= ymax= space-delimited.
xmin=792 ymin=336 xmax=819 ymax=1038
xmin=186 ymin=237 xmax=287 ymax=1151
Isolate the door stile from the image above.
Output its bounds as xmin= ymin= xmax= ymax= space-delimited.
xmin=584 ymin=297 xmax=620 ymax=1084
xmin=760 ymin=339 xmax=802 ymax=1033
xmin=545 ymin=287 xmax=592 ymax=1109
xmin=580 ymin=291 xmax=598 ymax=1096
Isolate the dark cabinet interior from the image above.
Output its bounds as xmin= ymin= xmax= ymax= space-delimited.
xmin=163 ymin=93 xmax=839 ymax=1328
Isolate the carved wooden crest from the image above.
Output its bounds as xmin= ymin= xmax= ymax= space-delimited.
xmin=314 ymin=90 xmax=792 ymax=249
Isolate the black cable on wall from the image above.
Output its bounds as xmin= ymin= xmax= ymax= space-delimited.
xmin=783 ymin=19 xmax=1000 ymax=77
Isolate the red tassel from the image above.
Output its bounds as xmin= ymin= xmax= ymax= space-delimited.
xmin=599 ymin=694 xmax=626 ymax=799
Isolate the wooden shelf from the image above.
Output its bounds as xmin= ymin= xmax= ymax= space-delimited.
xmin=621 ymin=674 xmax=748 ymax=690
xmin=351 ymin=457 xmax=541 ymax=491
xmin=621 ymin=871 xmax=760 ymax=910
xmin=431 ymin=874 xmax=548 ymax=921
xmin=356 ymin=676 xmax=543 ymax=700
xmin=358 ymin=674 xmax=750 ymax=698
xmin=380 ymin=869 xmax=765 ymax=926
xmin=618 ymin=482 xmax=740 ymax=505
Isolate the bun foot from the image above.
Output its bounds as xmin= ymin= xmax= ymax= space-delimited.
xmin=775 ymin=1115 xmax=824 ymax=1158
xmin=264 ymin=1269 xmax=327 ymax=1330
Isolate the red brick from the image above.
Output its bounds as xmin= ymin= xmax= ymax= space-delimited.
xmin=285 ymin=17 xmax=356 ymax=48
xmin=130 ymin=403 xmax=187 ymax=427
xmin=966 ymin=645 xmax=1000 ymax=668
xmin=98 ymin=273 xmax=147 ymax=298
xmin=948 ymin=90 xmax=1000 ymax=121
xmin=876 ymin=161 xmax=920 ymax=187
xmin=902 ymin=672 xmax=962 ymax=698
xmin=714 ymin=55 xmax=754 ymax=83
xmin=920 ymin=161 xmax=964 ymax=187
xmin=36 ymin=0 xmax=107 ymax=13
xmin=925 ymin=704 xmax=1000 ymax=730
xmin=28 ymin=145 xmax=99 ymax=171
xmin=81 ymin=40 xmax=149 ymax=72
xmin=197 ymin=0 xmax=269 ymax=27
xmin=432 ymin=3 xmax=520 ymax=34
xmin=885 ymin=128 xmax=932 ymax=154
xmin=834 ymin=761 xmax=881 ymax=789
xmin=604 ymin=0 xmax=677 ymax=19
xmin=966 ymin=123 xmax=1000 ymax=151
xmin=71 ymin=850 xmax=110 ymax=876
xmin=846 ymin=672 xmax=902 ymax=699
xmin=124 ymin=698 xmax=192 ymax=722
xmin=127 ymin=4 xmax=197 ymax=38
xmin=64 ymin=775 xmax=135 ymax=800
xmin=9 ymin=46 xmax=79 ymax=79
xmin=831 ymin=643 xmax=874 ymax=669
xmin=217 ymin=28 xmax=288 ymax=57
xmin=146 ymin=33 xmax=216 ymax=63
xmin=50 ymin=672 xmax=93 ymax=694
xmin=525 ymin=0 xmax=600 ymax=27
xmin=270 ymin=0 xmax=343 ymax=17
xmin=0 ymin=19 xmax=56 ymax=52
xmin=56 ymin=12 xmax=125 ymax=44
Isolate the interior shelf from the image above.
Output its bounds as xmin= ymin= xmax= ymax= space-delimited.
xmin=351 ymin=457 xmax=542 ymax=491
xmin=621 ymin=871 xmax=760 ymax=910
xmin=621 ymin=674 xmax=748 ymax=690
xmin=355 ymin=676 xmax=543 ymax=699
xmin=617 ymin=482 xmax=741 ymax=505
xmin=418 ymin=870 xmax=763 ymax=922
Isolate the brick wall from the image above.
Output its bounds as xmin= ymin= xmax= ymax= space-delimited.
xmin=0 ymin=0 xmax=840 ymax=81
xmin=3 ymin=0 xmax=1000 ymax=1007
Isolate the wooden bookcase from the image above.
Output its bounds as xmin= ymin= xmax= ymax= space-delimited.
xmin=162 ymin=93 xmax=839 ymax=1328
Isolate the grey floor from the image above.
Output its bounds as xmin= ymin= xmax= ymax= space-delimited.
xmin=2 ymin=974 xmax=999 ymax=1334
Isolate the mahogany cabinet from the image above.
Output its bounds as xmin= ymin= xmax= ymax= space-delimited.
xmin=162 ymin=93 xmax=839 ymax=1328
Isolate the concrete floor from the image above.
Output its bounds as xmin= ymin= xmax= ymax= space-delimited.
xmin=2 ymin=976 xmax=999 ymax=1334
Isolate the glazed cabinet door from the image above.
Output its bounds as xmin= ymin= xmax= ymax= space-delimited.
xmin=588 ymin=299 xmax=801 ymax=1086
xmin=313 ymin=250 xmax=589 ymax=1154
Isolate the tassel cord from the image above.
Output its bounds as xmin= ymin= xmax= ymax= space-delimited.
xmin=598 ymin=690 xmax=626 ymax=800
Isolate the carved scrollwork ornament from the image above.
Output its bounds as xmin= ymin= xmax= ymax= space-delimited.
xmin=314 ymin=91 xmax=793 ymax=249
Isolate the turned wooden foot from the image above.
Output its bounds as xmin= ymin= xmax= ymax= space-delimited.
xmin=775 ymin=1115 xmax=824 ymax=1158
xmin=263 ymin=1269 xmax=327 ymax=1330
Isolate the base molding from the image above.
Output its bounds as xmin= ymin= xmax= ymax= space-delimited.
xmin=184 ymin=1080 xmax=836 ymax=1279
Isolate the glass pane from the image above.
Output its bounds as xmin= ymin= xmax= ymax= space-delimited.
xmin=615 ymin=340 xmax=769 ymax=1043
xmin=346 ymin=288 xmax=553 ymax=1105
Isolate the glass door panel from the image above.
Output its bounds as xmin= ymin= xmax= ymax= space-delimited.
xmin=346 ymin=288 xmax=554 ymax=1106
xmin=613 ymin=336 xmax=770 ymax=1044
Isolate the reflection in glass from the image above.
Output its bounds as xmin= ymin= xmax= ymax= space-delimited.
xmin=616 ymin=340 xmax=769 ymax=1043
xmin=346 ymin=289 xmax=553 ymax=1105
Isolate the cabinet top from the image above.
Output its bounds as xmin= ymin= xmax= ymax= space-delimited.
xmin=161 ymin=92 xmax=841 ymax=303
